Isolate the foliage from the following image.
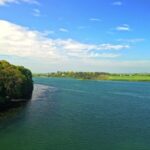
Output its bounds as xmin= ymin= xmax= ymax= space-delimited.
xmin=34 ymin=71 xmax=110 ymax=80
xmin=33 ymin=72 xmax=150 ymax=81
xmin=0 ymin=60 xmax=33 ymax=105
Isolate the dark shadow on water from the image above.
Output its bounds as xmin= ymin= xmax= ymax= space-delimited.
xmin=0 ymin=84 xmax=54 ymax=122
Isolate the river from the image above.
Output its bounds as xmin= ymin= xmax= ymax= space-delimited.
xmin=0 ymin=77 xmax=150 ymax=150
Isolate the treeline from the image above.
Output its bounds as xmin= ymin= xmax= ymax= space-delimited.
xmin=34 ymin=72 xmax=150 ymax=81
xmin=0 ymin=60 xmax=33 ymax=109
xmin=34 ymin=71 xmax=110 ymax=80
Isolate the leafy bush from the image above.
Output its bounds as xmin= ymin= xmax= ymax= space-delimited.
xmin=0 ymin=60 xmax=33 ymax=104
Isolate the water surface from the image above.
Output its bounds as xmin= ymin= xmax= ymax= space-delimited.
xmin=0 ymin=78 xmax=150 ymax=150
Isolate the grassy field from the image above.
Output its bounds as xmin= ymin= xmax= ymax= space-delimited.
xmin=108 ymin=74 xmax=150 ymax=81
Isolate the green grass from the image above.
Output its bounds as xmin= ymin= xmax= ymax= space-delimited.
xmin=108 ymin=75 xmax=150 ymax=81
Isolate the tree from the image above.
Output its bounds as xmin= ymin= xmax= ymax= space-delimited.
xmin=0 ymin=60 xmax=33 ymax=105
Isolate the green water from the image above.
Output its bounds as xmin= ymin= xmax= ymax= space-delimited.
xmin=0 ymin=78 xmax=150 ymax=150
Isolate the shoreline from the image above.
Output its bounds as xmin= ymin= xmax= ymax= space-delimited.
xmin=33 ymin=76 xmax=150 ymax=82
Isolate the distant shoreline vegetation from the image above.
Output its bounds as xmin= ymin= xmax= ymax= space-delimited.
xmin=0 ymin=60 xmax=33 ymax=111
xmin=33 ymin=72 xmax=150 ymax=82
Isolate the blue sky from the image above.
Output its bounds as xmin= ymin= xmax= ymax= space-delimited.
xmin=0 ymin=0 xmax=150 ymax=73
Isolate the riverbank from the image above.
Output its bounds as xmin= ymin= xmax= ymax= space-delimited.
xmin=33 ymin=73 xmax=150 ymax=82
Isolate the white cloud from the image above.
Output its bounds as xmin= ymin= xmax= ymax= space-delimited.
xmin=54 ymin=39 xmax=129 ymax=54
xmin=116 ymin=24 xmax=130 ymax=31
xmin=59 ymin=28 xmax=69 ymax=32
xmin=0 ymin=20 xmax=130 ymax=63
xmin=89 ymin=53 xmax=121 ymax=58
xmin=0 ymin=20 xmax=57 ymax=59
xmin=0 ymin=20 xmax=148 ymax=72
xmin=0 ymin=0 xmax=39 ymax=5
xmin=112 ymin=1 xmax=123 ymax=6
xmin=32 ymin=8 xmax=41 ymax=17
xmin=89 ymin=18 xmax=101 ymax=22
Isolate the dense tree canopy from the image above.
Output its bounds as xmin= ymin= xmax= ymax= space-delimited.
xmin=0 ymin=60 xmax=33 ymax=105
xmin=34 ymin=71 xmax=109 ymax=80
